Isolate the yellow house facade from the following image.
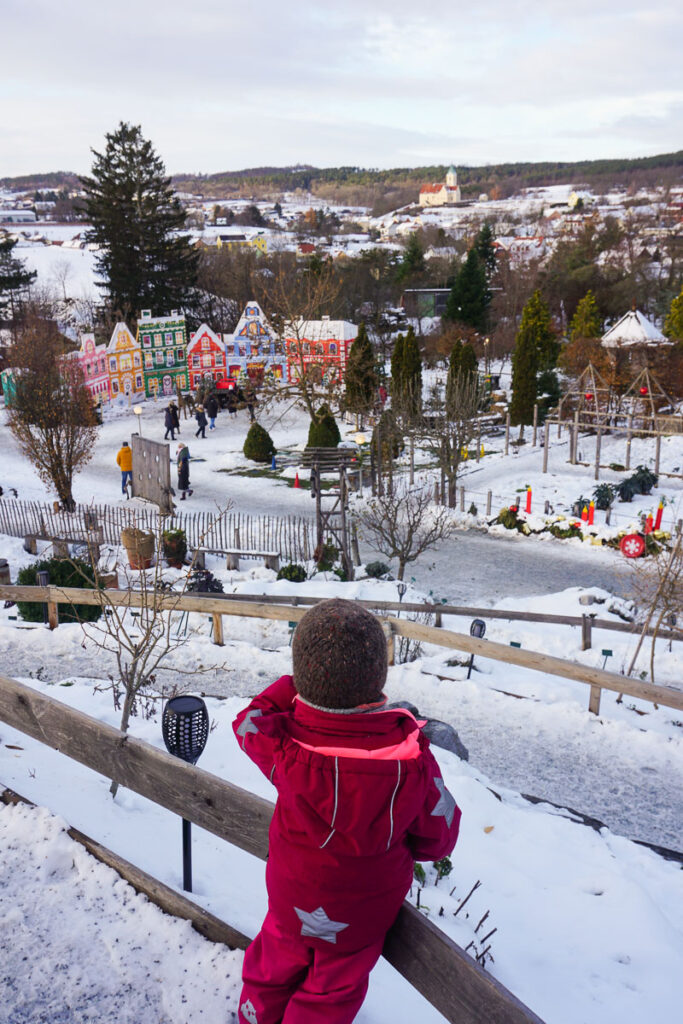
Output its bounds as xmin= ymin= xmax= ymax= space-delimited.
xmin=106 ymin=323 xmax=144 ymax=398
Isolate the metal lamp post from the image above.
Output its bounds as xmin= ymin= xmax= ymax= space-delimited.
xmin=161 ymin=695 xmax=209 ymax=892
xmin=467 ymin=618 xmax=486 ymax=679
xmin=133 ymin=405 xmax=143 ymax=437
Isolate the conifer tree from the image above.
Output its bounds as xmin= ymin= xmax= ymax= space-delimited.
xmin=396 ymin=232 xmax=425 ymax=284
xmin=459 ymin=342 xmax=478 ymax=382
xmin=509 ymin=290 xmax=554 ymax=428
xmin=444 ymin=249 xmax=490 ymax=331
xmin=473 ymin=222 xmax=497 ymax=275
xmin=0 ymin=237 xmax=36 ymax=317
xmin=401 ymin=326 xmax=422 ymax=421
xmin=570 ymin=290 xmax=602 ymax=343
xmin=81 ymin=122 xmax=199 ymax=326
xmin=664 ymin=285 xmax=683 ymax=342
xmin=391 ymin=333 xmax=405 ymax=411
xmin=344 ymin=321 xmax=378 ymax=417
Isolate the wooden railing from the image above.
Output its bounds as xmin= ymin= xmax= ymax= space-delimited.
xmin=1 ymin=585 xmax=682 ymax=717
xmin=0 ymin=672 xmax=545 ymax=1024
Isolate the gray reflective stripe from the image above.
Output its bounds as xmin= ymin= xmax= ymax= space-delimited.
xmin=386 ymin=761 xmax=401 ymax=850
xmin=320 ymin=756 xmax=339 ymax=849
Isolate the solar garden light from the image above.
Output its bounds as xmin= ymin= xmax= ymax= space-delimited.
xmin=467 ymin=618 xmax=486 ymax=679
xmin=36 ymin=569 xmax=50 ymax=626
xmin=162 ymin=696 xmax=209 ymax=893
xmin=668 ymin=612 xmax=677 ymax=652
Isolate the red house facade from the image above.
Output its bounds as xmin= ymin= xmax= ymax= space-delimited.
xmin=285 ymin=317 xmax=357 ymax=385
xmin=187 ymin=324 xmax=226 ymax=388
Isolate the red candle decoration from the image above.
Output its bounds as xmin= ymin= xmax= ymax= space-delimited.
xmin=525 ymin=487 xmax=532 ymax=514
xmin=644 ymin=513 xmax=654 ymax=535
xmin=654 ymin=501 xmax=663 ymax=531
xmin=588 ymin=500 xmax=595 ymax=525
xmin=581 ymin=505 xmax=589 ymax=522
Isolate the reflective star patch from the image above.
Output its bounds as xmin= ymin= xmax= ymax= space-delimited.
xmin=294 ymin=905 xmax=349 ymax=943
xmin=236 ymin=708 xmax=263 ymax=740
xmin=240 ymin=999 xmax=258 ymax=1024
xmin=431 ymin=777 xmax=456 ymax=828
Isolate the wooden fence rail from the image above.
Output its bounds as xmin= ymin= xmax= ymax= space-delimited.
xmin=0 ymin=499 xmax=315 ymax=564
xmin=1 ymin=585 xmax=682 ymax=717
xmin=0 ymin=673 xmax=544 ymax=1024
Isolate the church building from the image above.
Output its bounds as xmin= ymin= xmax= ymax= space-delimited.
xmin=419 ymin=165 xmax=462 ymax=207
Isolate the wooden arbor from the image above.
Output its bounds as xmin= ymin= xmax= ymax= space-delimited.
xmin=618 ymin=367 xmax=674 ymax=429
xmin=557 ymin=364 xmax=612 ymax=426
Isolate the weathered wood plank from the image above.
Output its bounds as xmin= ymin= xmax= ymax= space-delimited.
xmin=1 ymin=787 xmax=250 ymax=951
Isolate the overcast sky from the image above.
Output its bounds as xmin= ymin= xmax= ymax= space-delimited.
xmin=2 ymin=0 xmax=682 ymax=178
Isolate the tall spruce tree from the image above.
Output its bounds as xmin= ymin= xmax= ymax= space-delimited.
xmin=509 ymin=290 xmax=554 ymax=429
xmin=0 ymin=237 xmax=36 ymax=317
xmin=473 ymin=222 xmax=497 ymax=275
xmin=460 ymin=342 xmax=478 ymax=381
xmin=344 ymin=321 xmax=378 ymax=418
xmin=444 ymin=249 xmax=490 ymax=331
xmin=570 ymin=290 xmax=602 ymax=342
xmin=664 ymin=285 xmax=683 ymax=342
xmin=81 ymin=122 xmax=199 ymax=326
xmin=401 ymin=326 xmax=422 ymax=421
xmin=391 ymin=333 xmax=405 ymax=411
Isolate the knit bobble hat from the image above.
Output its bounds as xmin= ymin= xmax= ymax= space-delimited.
xmin=292 ymin=598 xmax=388 ymax=710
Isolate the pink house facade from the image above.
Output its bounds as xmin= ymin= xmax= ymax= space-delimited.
xmin=74 ymin=332 xmax=110 ymax=402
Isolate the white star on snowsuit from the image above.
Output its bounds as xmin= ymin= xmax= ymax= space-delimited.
xmin=236 ymin=708 xmax=263 ymax=740
xmin=431 ymin=777 xmax=456 ymax=828
xmin=294 ymin=906 xmax=349 ymax=943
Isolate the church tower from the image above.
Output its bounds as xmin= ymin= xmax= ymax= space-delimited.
xmin=445 ymin=164 xmax=458 ymax=188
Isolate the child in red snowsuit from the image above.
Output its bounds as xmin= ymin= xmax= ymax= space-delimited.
xmin=233 ymin=598 xmax=461 ymax=1024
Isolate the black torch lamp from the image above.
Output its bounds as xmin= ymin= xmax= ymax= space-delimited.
xmin=162 ymin=695 xmax=209 ymax=892
xmin=467 ymin=618 xmax=487 ymax=679
xmin=36 ymin=569 xmax=50 ymax=625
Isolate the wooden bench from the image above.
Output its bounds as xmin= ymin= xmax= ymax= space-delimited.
xmin=300 ymin=447 xmax=359 ymax=471
xmin=193 ymin=547 xmax=280 ymax=572
xmin=24 ymin=530 xmax=104 ymax=561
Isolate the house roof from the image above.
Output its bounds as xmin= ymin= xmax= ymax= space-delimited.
xmin=419 ymin=183 xmax=460 ymax=194
xmin=601 ymin=309 xmax=668 ymax=349
xmin=187 ymin=324 xmax=221 ymax=352
xmin=286 ymin=318 xmax=357 ymax=342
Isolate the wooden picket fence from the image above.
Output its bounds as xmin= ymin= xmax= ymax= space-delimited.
xmin=0 ymin=499 xmax=315 ymax=563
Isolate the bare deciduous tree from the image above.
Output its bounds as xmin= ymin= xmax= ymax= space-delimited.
xmin=420 ymin=374 xmax=483 ymax=507
xmin=626 ymin=533 xmax=683 ymax=686
xmin=7 ymin=317 xmax=98 ymax=510
xmin=354 ymin=481 xmax=458 ymax=580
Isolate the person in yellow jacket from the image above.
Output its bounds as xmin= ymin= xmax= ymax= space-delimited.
xmin=116 ymin=441 xmax=133 ymax=497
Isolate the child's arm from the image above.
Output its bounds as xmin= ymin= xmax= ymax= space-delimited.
xmin=406 ymin=752 xmax=461 ymax=861
xmin=232 ymin=674 xmax=297 ymax=779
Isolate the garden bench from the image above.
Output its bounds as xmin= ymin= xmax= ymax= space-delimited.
xmin=24 ymin=529 xmax=104 ymax=561
xmin=193 ymin=547 xmax=280 ymax=572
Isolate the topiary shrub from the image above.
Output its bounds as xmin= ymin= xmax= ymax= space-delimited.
xmin=365 ymin=560 xmax=390 ymax=579
xmin=307 ymin=405 xmax=341 ymax=448
xmin=276 ymin=563 xmax=307 ymax=583
xmin=243 ymin=422 xmax=276 ymax=463
xmin=17 ymin=557 xmax=102 ymax=623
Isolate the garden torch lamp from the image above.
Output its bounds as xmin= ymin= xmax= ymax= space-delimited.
xmin=36 ymin=569 xmax=50 ymax=626
xmin=467 ymin=618 xmax=486 ymax=679
xmin=162 ymin=696 xmax=209 ymax=892
xmin=133 ymin=405 xmax=143 ymax=437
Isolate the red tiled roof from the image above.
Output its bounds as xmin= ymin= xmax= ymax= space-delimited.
xmin=420 ymin=184 xmax=459 ymax=193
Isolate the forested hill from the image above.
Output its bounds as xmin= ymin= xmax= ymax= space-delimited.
xmin=170 ymin=151 xmax=683 ymax=209
xmin=2 ymin=151 xmax=682 ymax=214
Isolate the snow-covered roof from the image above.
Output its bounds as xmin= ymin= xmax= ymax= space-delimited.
xmin=286 ymin=317 xmax=357 ymax=341
xmin=601 ymin=309 xmax=669 ymax=349
xmin=187 ymin=323 xmax=221 ymax=352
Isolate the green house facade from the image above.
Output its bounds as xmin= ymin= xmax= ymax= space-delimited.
xmin=137 ymin=310 xmax=189 ymax=398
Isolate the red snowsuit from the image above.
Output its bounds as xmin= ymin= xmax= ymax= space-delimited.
xmin=233 ymin=675 xmax=461 ymax=1024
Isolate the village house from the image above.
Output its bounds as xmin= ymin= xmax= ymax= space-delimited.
xmin=284 ymin=316 xmax=357 ymax=385
xmin=106 ymin=323 xmax=143 ymax=398
xmin=419 ymin=165 xmax=462 ymax=207
xmin=136 ymin=310 xmax=188 ymax=398
xmin=187 ymin=323 xmax=226 ymax=389
xmin=215 ymin=233 xmax=267 ymax=255
xmin=72 ymin=333 xmax=109 ymax=402
xmin=224 ymin=302 xmax=286 ymax=384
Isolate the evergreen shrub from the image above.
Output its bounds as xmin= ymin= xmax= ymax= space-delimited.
xmin=17 ymin=557 xmax=102 ymax=623
xmin=243 ymin=422 xmax=276 ymax=462
xmin=365 ymin=560 xmax=390 ymax=579
xmin=307 ymin=405 xmax=341 ymax=448
xmin=276 ymin=563 xmax=307 ymax=583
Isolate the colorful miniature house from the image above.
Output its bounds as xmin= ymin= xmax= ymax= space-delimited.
xmin=73 ymin=332 xmax=110 ymax=402
xmin=284 ymin=316 xmax=357 ymax=385
xmin=223 ymin=302 xmax=286 ymax=384
xmin=187 ymin=323 xmax=226 ymax=388
xmin=137 ymin=310 xmax=189 ymax=397
xmin=106 ymin=323 xmax=144 ymax=398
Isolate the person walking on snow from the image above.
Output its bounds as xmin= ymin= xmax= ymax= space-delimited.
xmin=233 ymin=598 xmax=460 ymax=1024
xmin=195 ymin=404 xmax=207 ymax=439
xmin=164 ymin=404 xmax=177 ymax=440
xmin=205 ymin=393 xmax=218 ymax=430
xmin=116 ymin=441 xmax=133 ymax=497
xmin=176 ymin=443 xmax=192 ymax=500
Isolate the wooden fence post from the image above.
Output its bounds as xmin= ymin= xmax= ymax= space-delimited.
xmin=594 ymin=427 xmax=602 ymax=481
xmin=212 ymin=613 xmax=224 ymax=646
xmin=383 ymin=621 xmax=395 ymax=666
xmin=504 ymin=414 xmax=510 ymax=456
xmin=48 ymin=598 xmax=59 ymax=631
xmin=581 ymin=614 xmax=592 ymax=651
xmin=459 ymin=486 xmax=465 ymax=512
xmin=542 ymin=420 xmax=550 ymax=473
xmin=625 ymin=415 xmax=633 ymax=470
xmin=476 ymin=421 xmax=481 ymax=462
xmin=655 ymin=434 xmax=662 ymax=477
xmin=532 ymin=404 xmax=538 ymax=446
xmin=588 ymin=686 xmax=602 ymax=716
xmin=571 ymin=411 xmax=579 ymax=465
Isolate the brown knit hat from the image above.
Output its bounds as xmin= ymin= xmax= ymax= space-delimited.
xmin=292 ymin=598 xmax=388 ymax=709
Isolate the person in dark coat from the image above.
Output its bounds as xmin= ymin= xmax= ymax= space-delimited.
xmin=164 ymin=404 xmax=176 ymax=440
xmin=170 ymin=401 xmax=180 ymax=434
xmin=233 ymin=599 xmax=460 ymax=1024
xmin=226 ymin=389 xmax=237 ymax=418
xmin=244 ymin=383 xmax=257 ymax=422
xmin=205 ymin=394 xmax=218 ymax=430
xmin=176 ymin=443 xmax=192 ymax=499
xmin=195 ymin=405 xmax=207 ymax=439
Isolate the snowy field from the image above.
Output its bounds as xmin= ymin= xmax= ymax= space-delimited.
xmin=1 ymin=391 xmax=682 ymax=1023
